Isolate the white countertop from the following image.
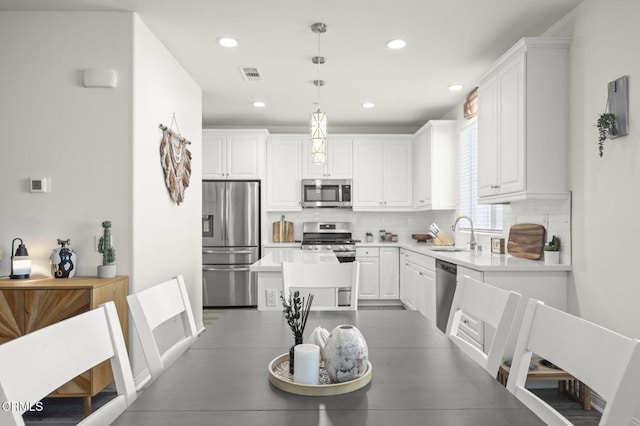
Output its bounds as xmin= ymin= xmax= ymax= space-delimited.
xmin=357 ymin=241 xmax=572 ymax=272
xmin=253 ymin=242 xmax=570 ymax=273
xmin=250 ymin=249 xmax=337 ymax=272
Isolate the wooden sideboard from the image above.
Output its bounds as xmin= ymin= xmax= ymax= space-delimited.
xmin=0 ymin=275 xmax=128 ymax=414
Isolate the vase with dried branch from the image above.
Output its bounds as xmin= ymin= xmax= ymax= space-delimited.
xmin=281 ymin=291 xmax=314 ymax=374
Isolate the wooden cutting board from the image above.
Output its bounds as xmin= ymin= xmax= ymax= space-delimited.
xmin=272 ymin=220 xmax=294 ymax=243
xmin=507 ymin=224 xmax=546 ymax=260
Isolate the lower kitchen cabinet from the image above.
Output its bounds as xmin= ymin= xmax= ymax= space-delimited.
xmin=456 ymin=265 xmax=568 ymax=361
xmin=356 ymin=246 xmax=399 ymax=300
xmin=0 ymin=276 xmax=128 ymax=415
xmin=400 ymin=249 xmax=435 ymax=321
xmin=379 ymin=247 xmax=400 ymax=299
xmin=357 ymin=247 xmax=380 ymax=299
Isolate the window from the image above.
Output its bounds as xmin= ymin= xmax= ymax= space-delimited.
xmin=458 ymin=119 xmax=503 ymax=232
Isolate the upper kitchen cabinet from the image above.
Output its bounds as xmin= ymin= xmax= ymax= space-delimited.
xmin=353 ymin=136 xmax=413 ymax=210
xmin=202 ymin=129 xmax=267 ymax=179
xmin=302 ymin=138 xmax=352 ymax=179
xmin=413 ymin=120 xmax=458 ymax=210
xmin=266 ymin=136 xmax=303 ymax=211
xmin=477 ymin=37 xmax=570 ymax=204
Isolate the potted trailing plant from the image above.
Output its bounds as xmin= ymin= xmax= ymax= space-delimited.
xmin=543 ymin=235 xmax=560 ymax=265
xmin=596 ymin=112 xmax=617 ymax=157
xmin=97 ymin=220 xmax=116 ymax=278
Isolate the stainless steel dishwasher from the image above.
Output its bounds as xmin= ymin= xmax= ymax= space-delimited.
xmin=435 ymin=259 xmax=458 ymax=332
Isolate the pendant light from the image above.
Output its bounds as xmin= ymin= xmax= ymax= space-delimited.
xmin=310 ymin=22 xmax=327 ymax=165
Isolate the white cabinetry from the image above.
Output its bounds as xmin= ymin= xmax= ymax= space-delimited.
xmin=413 ymin=121 xmax=458 ymax=210
xmin=400 ymin=250 xmax=435 ymax=321
xmin=457 ymin=265 xmax=568 ymax=361
xmin=353 ymin=137 xmax=413 ymax=210
xmin=266 ymin=136 xmax=302 ymax=211
xmin=477 ymin=37 xmax=570 ymax=204
xmin=379 ymin=247 xmax=400 ymax=299
xmin=303 ymin=138 xmax=352 ymax=179
xmin=202 ymin=130 xmax=266 ymax=179
xmin=356 ymin=246 xmax=399 ymax=300
xmin=356 ymin=247 xmax=380 ymax=299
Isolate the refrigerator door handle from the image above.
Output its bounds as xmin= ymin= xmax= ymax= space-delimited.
xmin=223 ymin=183 xmax=228 ymax=245
xmin=202 ymin=249 xmax=254 ymax=254
xmin=203 ymin=267 xmax=251 ymax=272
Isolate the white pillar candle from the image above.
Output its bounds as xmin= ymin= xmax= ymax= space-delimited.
xmin=294 ymin=343 xmax=320 ymax=385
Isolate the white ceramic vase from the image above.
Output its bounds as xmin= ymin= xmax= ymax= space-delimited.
xmin=308 ymin=326 xmax=330 ymax=360
xmin=50 ymin=245 xmax=77 ymax=279
xmin=98 ymin=264 xmax=116 ymax=278
xmin=324 ymin=325 xmax=368 ymax=383
xmin=544 ymin=251 xmax=560 ymax=265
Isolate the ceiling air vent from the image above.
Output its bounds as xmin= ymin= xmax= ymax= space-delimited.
xmin=240 ymin=67 xmax=263 ymax=82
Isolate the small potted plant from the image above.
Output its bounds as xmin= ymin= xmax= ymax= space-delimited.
xmin=543 ymin=235 xmax=560 ymax=265
xmin=97 ymin=220 xmax=117 ymax=278
xmin=596 ymin=112 xmax=617 ymax=157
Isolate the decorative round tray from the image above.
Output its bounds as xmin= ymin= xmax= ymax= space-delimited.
xmin=267 ymin=353 xmax=372 ymax=396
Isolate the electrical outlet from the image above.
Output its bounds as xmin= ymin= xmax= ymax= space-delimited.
xmin=266 ymin=289 xmax=278 ymax=307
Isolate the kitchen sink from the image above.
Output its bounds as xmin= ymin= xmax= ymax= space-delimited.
xmin=428 ymin=246 xmax=466 ymax=252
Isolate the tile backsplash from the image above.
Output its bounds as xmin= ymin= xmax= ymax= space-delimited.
xmin=502 ymin=195 xmax=572 ymax=264
xmin=265 ymin=209 xmax=456 ymax=243
xmin=266 ymin=195 xmax=571 ymax=265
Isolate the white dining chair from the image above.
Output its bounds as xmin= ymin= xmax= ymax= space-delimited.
xmin=0 ymin=301 xmax=136 ymax=426
xmin=507 ymin=298 xmax=640 ymax=425
xmin=445 ymin=275 xmax=521 ymax=377
xmin=127 ymin=275 xmax=198 ymax=389
xmin=282 ymin=261 xmax=360 ymax=310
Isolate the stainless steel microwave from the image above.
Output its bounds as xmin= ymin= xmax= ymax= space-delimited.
xmin=301 ymin=179 xmax=352 ymax=208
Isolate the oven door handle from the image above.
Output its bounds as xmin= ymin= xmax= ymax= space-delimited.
xmin=203 ymin=267 xmax=251 ymax=272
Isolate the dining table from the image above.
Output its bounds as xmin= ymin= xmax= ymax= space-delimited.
xmin=113 ymin=309 xmax=544 ymax=425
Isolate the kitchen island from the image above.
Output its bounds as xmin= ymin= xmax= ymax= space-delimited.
xmin=251 ymin=249 xmax=338 ymax=310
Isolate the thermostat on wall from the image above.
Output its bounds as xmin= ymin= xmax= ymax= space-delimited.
xmin=29 ymin=177 xmax=51 ymax=193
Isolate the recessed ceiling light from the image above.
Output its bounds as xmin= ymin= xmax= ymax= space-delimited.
xmin=217 ymin=37 xmax=238 ymax=48
xmin=448 ymin=84 xmax=464 ymax=91
xmin=386 ymin=39 xmax=406 ymax=49
xmin=362 ymin=102 xmax=375 ymax=109
xmin=252 ymin=101 xmax=266 ymax=108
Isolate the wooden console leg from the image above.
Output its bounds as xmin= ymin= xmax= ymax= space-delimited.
xmin=83 ymin=396 xmax=92 ymax=416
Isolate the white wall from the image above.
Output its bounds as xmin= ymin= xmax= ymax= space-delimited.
xmin=0 ymin=11 xmax=203 ymax=378
xmin=131 ymin=14 xmax=203 ymax=373
xmin=0 ymin=11 xmax=133 ymax=278
xmin=544 ymin=0 xmax=640 ymax=338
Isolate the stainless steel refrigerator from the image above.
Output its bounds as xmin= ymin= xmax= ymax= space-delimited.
xmin=202 ymin=181 xmax=260 ymax=307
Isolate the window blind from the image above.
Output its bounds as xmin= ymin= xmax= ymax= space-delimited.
xmin=458 ymin=120 xmax=502 ymax=232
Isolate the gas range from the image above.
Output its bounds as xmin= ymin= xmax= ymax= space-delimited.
xmin=301 ymin=222 xmax=356 ymax=262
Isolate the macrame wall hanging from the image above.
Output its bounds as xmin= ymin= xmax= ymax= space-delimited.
xmin=159 ymin=114 xmax=191 ymax=205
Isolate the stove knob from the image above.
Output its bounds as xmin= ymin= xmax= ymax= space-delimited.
xmin=339 ymin=245 xmax=345 ymax=251
xmin=314 ymin=246 xmax=320 ymax=251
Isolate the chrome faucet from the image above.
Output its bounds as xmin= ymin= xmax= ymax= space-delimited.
xmin=452 ymin=215 xmax=477 ymax=251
